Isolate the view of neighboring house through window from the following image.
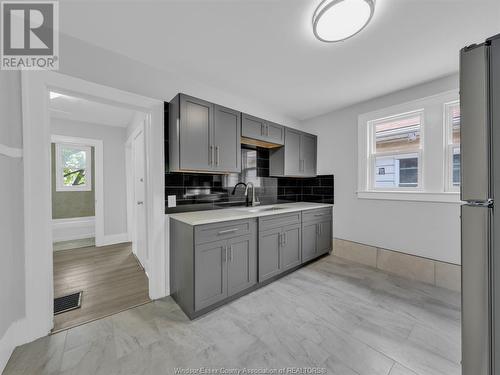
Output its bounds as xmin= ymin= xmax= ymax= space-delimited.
xmin=55 ymin=143 xmax=92 ymax=191
xmin=369 ymin=110 xmax=423 ymax=189
xmin=445 ymin=101 xmax=461 ymax=191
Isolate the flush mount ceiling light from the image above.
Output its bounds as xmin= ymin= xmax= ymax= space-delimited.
xmin=312 ymin=0 xmax=375 ymax=42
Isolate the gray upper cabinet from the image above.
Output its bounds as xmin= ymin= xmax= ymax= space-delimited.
xmin=270 ymin=128 xmax=317 ymax=177
xmin=169 ymin=94 xmax=241 ymax=173
xmin=213 ymin=105 xmax=241 ymax=173
xmin=241 ymin=113 xmax=284 ymax=145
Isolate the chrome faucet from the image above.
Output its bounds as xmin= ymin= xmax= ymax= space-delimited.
xmin=245 ymin=182 xmax=260 ymax=207
xmin=231 ymin=182 xmax=260 ymax=207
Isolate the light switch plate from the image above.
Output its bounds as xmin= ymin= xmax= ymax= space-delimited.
xmin=167 ymin=195 xmax=176 ymax=208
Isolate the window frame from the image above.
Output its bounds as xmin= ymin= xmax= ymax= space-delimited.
xmin=357 ymin=89 xmax=461 ymax=203
xmin=367 ymin=109 xmax=425 ymax=192
xmin=55 ymin=142 xmax=92 ymax=192
xmin=444 ymin=100 xmax=460 ymax=192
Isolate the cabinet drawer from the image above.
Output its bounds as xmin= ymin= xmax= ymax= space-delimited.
xmin=259 ymin=212 xmax=301 ymax=230
xmin=195 ymin=219 xmax=256 ymax=244
xmin=302 ymin=208 xmax=332 ymax=223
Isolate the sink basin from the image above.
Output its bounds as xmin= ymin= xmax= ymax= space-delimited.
xmin=235 ymin=206 xmax=287 ymax=213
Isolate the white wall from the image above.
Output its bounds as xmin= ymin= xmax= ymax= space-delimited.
xmin=51 ymin=118 xmax=128 ymax=237
xmin=0 ymin=71 xmax=26 ymax=370
xmin=301 ymin=74 xmax=461 ymax=265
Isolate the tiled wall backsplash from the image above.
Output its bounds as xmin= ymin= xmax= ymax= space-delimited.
xmin=164 ymin=103 xmax=333 ymax=213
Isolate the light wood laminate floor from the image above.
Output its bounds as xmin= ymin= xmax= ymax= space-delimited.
xmin=52 ymin=242 xmax=150 ymax=332
xmin=5 ymin=255 xmax=461 ymax=375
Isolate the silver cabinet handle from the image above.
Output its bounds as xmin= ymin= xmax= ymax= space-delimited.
xmin=222 ymin=246 xmax=227 ymax=263
xmin=266 ymin=124 xmax=269 ymax=136
xmin=316 ymin=224 xmax=319 ymax=235
xmin=261 ymin=124 xmax=265 ymax=136
xmin=137 ymin=201 xmax=144 ymax=205
xmin=319 ymin=223 xmax=322 ymax=235
xmin=209 ymin=145 xmax=214 ymax=165
xmin=217 ymin=228 xmax=238 ymax=235
xmin=278 ymin=233 xmax=282 ymax=247
xmin=284 ymin=232 xmax=287 ymax=245
xmin=314 ymin=213 xmax=325 ymax=217
xmin=229 ymin=246 xmax=233 ymax=263
xmin=216 ymin=146 xmax=220 ymax=166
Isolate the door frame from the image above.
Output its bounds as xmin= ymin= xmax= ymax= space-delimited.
xmin=21 ymin=71 xmax=166 ymax=342
xmin=50 ymin=134 xmax=105 ymax=246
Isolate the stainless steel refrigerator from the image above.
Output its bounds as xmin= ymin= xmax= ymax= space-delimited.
xmin=461 ymin=33 xmax=500 ymax=375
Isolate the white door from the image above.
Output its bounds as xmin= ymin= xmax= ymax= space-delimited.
xmin=133 ymin=130 xmax=148 ymax=271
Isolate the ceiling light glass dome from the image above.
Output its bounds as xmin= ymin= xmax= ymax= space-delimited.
xmin=312 ymin=0 xmax=375 ymax=42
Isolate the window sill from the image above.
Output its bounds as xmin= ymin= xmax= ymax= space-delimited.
xmin=357 ymin=190 xmax=462 ymax=203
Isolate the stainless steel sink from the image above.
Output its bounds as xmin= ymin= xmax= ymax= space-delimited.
xmin=235 ymin=206 xmax=287 ymax=213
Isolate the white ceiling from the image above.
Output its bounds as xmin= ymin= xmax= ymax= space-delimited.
xmin=49 ymin=92 xmax=137 ymax=127
xmin=58 ymin=0 xmax=500 ymax=121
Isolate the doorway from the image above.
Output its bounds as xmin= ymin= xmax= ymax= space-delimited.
xmin=48 ymin=91 xmax=151 ymax=332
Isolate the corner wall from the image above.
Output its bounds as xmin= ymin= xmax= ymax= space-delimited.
xmin=300 ymin=74 xmax=461 ymax=265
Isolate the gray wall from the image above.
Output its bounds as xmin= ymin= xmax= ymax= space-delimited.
xmin=300 ymin=74 xmax=461 ymax=265
xmin=0 ymin=71 xmax=26 ymax=338
xmin=51 ymin=119 xmax=127 ymax=236
xmin=51 ymin=144 xmax=95 ymax=219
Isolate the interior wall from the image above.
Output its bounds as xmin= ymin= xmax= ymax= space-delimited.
xmin=0 ymin=71 xmax=26 ymax=358
xmin=51 ymin=118 xmax=128 ymax=237
xmin=51 ymin=144 xmax=96 ymax=219
xmin=300 ymin=74 xmax=461 ymax=265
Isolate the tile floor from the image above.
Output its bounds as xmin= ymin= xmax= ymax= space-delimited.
xmin=4 ymin=255 xmax=461 ymax=375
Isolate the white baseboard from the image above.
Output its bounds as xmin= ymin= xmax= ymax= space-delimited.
xmin=99 ymin=233 xmax=129 ymax=246
xmin=52 ymin=216 xmax=95 ymax=243
xmin=0 ymin=318 xmax=29 ymax=374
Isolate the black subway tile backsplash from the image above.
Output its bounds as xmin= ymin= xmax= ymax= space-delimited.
xmin=164 ymin=103 xmax=333 ymax=213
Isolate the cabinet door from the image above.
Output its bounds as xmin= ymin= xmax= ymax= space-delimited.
xmin=284 ymin=128 xmax=301 ymax=176
xmin=317 ymin=220 xmax=332 ymax=256
xmin=281 ymin=224 xmax=301 ymax=271
xmin=179 ymin=95 xmax=214 ymax=171
xmin=259 ymin=228 xmax=282 ymax=282
xmin=227 ymin=234 xmax=257 ymax=296
xmin=242 ymin=114 xmax=266 ymax=140
xmin=266 ymin=122 xmax=285 ymax=145
xmin=213 ymin=105 xmax=241 ymax=173
xmin=302 ymin=222 xmax=317 ymax=263
xmin=301 ymin=133 xmax=317 ymax=177
xmin=194 ymin=240 xmax=227 ymax=310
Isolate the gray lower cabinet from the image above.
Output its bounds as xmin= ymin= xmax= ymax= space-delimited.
xmin=169 ymin=94 xmax=241 ymax=173
xmin=171 ymin=218 xmax=257 ymax=318
xmin=301 ymin=209 xmax=333 ymax=262
xmin=241 ymin=113 xmax=284 ymax=145
xmin=269 ymin=128 xmax=317 ymax=177
xmin=258 ymin=213 xmax=302 ymax=282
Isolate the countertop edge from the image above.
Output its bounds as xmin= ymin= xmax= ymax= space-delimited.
xmin=167 ymin=203 xmax=333 ymax=226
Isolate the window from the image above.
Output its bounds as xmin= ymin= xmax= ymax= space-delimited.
xmin=445 ymin=101 xmax=461 ymax=191
xmin=369 ymin=111 xmax=423 ymax=190
xmin=55 ymin=143 xmax=92 ymax=191
xmin=357 ymin=90 xmax=461 ymax=203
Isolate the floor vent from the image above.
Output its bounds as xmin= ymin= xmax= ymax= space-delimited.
xmin=54 ymin=291 xmax=83 ymax=315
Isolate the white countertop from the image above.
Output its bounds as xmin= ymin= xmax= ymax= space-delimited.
xmin=167 ymin=202 xmax=333 ymax=226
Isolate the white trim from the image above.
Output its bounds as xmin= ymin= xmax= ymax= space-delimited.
xmin=52 ymin=216 xmax=95 ymax=242
xmin=0 ymin=318 xmax=30 ymax=374
xmin=357 ymin=190 xmax=462 ymax=203
xmin=21 ymin=71 xmax=166 ymax=346
xmin=358 ymin=89 xmax=459 ymax=202
xmin=100 ymin=233 xmax=129 ymax=246
xmin=54 ymin=143 xmax=92 ymax=192
xmin=51 ymin=134 xmax=104 ymax=246
xmin=0 ymin=143 xmax=23 ymax=158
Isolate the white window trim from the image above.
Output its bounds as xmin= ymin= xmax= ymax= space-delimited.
xmin=358 ymin=90 xmax=462 ymax=203
xmin=444 ymin=100 xmax=460 ymax=192
xmin=55 ymin=142 xmax=92 ymax=192
xmin=367 ymin=109 xmax=424 ymax=191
